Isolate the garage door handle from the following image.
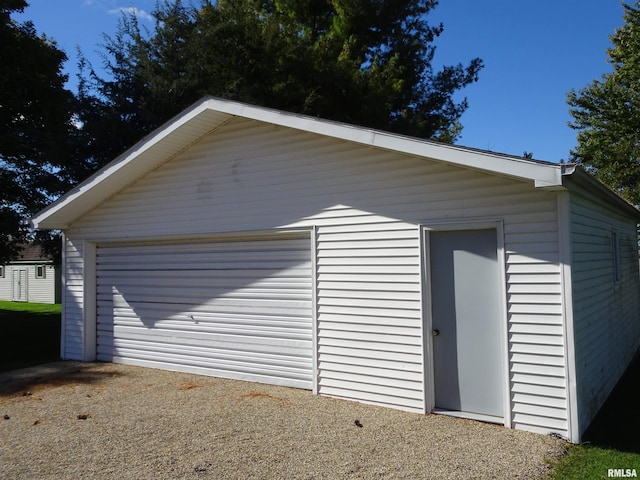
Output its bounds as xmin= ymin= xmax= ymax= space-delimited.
xmin=432 ymin=329 xmax=440 ymax=337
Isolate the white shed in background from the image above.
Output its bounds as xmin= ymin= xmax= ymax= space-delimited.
xmin=0 ymin=244 xmax=61 ymax=304
xmin=31 ymin=97 xmax=640 ymax=443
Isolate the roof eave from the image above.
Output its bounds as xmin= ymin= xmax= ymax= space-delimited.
xmin=561 ymin=166 xmax=640 ymax=220
xmin=204 ymin=98 xmax=569 ymax=188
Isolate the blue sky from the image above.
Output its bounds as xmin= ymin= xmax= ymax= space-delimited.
xmin=17 ymin=0 xmax=627 ymax=163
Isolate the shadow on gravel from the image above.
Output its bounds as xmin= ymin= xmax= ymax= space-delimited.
xmin=582 ymin=352 xmax=640 ymax=454
xmin=0 ymin=362 xmax=125 ymax=397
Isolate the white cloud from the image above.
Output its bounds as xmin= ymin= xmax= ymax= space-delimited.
xmin=108 ymin=6 xmax=154 ymax=22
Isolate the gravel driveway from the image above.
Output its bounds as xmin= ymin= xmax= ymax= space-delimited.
xmin=0 ymin=361 xmax=566 ymax=479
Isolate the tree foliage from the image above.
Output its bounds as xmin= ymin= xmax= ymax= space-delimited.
xmin=0 ymin=0 xmax=72 ymax=263
xmin=567 ymin=1 xmax=640 ymax=205
xmin=77 ymin=0 xmax=483 ymax=166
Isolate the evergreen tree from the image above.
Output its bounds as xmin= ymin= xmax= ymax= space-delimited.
xmin=567 ymin=2 xmax=640 ymax=205
xmin=77 ymin=0 xmax=482 ymax=168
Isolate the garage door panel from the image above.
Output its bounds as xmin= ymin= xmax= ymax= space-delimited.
xmin=98 ymin=269 xmax=311 ymax=282
xmin=105 ymin=322 xmax=313 ymax=343
xmin=99 ymin=239 xmax=311 ymax=254
xmin=104 ymin=298 xmax=312 ymax=320
xmin=106 ymin=346 xmax=313 ymax=388
xmin=97 ymin=281 xmax=311 ymax=294
xmin=97 ymin=272 xmax=311 ymax=296
xmin=110 ymin=352 xmax=313 ymax=381
xmin=109 ymin=356 xmax=313 ymax=389
xmin=96 ymin=268 xmax=312 ymax=281
xmin=107 ymin=321 xmax=312 ymax=340
xmin=104 ymin=338 xmax=313 ymax=366
xmin=95 ymin=251 xmax=312 ymax=272
xmin=96 ymin=235 xmax=314 ymax=389
xmin=99 ymin=288 xmax=311 ymax=305
xmin=99 ymin=337 xmax=313 ymax=375
xmin=103 ymin=307 xmax=312 ymax=329
xmin=102 ymin=328 xmax=312 ymax=354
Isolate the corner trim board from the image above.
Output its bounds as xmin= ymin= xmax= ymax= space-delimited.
xmin=557 ymin=191 xmax=579 ymax=443
xmin=82 ymin=241 xmax=97 ymax=362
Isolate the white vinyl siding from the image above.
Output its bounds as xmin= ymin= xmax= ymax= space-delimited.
xmin=569 ymin=190 xmax=640 ymax=433
xmin=30 ymin=264 xmax=57 ymax=303
xmin=504 ymin=211 xmax=567 ymax=435
xmin=0 ymin=267 xmax=12 ymax=301
xmin=62 ymin=238 xmax=84 ymax=359
xmin=63 ymin=117 xmax=567 ymax=434
xmin=316 ymin=225 xmax=424 ymax=411
xmin=95 ymin=236 xmax=313 ymax=388
xmin=0 ymin=268 xmax=7 ymax=300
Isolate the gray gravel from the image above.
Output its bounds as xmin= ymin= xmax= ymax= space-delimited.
xmin=0 ymin=361 xmax=567 ymax=479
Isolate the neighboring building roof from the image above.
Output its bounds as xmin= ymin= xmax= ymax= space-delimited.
xmin=8 ymin=244 xmax=53 ymax=263
xmin=29 ymin=96 xmax=640 ymax=230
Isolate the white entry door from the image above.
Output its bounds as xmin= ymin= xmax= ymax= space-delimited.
xmin=12 ymin=269 xmax=27 ymax=302
xmin=428 ymin=228 xmax=505 ymax=420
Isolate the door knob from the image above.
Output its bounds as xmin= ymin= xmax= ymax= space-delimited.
xmin=432 ymin=329 xmax=440 ymax=336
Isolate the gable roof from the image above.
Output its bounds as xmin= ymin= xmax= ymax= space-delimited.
xmin=30 ymin=96 xmax=639 ymax=229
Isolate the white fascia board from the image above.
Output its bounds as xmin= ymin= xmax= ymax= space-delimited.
xmin=204 ymin=97 xmax=379 ymax=144
xmin=372 ymin=132 xmax=565 ymax=186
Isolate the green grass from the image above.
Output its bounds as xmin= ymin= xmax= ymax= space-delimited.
xmin=551 ymin=445 xmax=640 ymax=479
xmin=0 ymin=300 xmax=61 ymax=314
xmin=548 ymin=353 xmax=640 ymax=479
xmin=0 ymin=301 xmax=61 ymax=372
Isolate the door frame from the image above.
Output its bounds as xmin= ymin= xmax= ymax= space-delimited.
xmin=421 ymin=219 xmax=511 ymax=427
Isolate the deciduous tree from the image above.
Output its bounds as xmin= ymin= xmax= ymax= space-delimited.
xmin=0 ymin=0 xmax=72 ymax=263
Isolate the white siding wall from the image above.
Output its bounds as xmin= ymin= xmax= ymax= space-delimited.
xmin=0 ymin=268 xmax=10 ymax=300
xmin=64 ymin=117 xmax=568 ymax=435
xmin=570 ymin=189 xmax=640 ymax=434
xmin=316 ymin=223 xmax=424 ymax=410
xmin=0 ymin=264 xmax=57 ymax=304
xmin=505 ymin=210 xmax=568 ymax=436
xmin=29 ymin=265 xmax=57 ymax=304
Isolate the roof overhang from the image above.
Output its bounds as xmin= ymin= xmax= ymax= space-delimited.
xmin=562 ymin=167 xmax=640 ymax=221
xmin=31 ymin=96 xmax=624 ymax=229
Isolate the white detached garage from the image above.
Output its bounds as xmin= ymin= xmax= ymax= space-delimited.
xmin=31 ymin=97 xmax=640 ymax=443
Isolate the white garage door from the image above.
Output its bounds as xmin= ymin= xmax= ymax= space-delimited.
xmin=96 ymin=234 xmax=314 ymax=389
